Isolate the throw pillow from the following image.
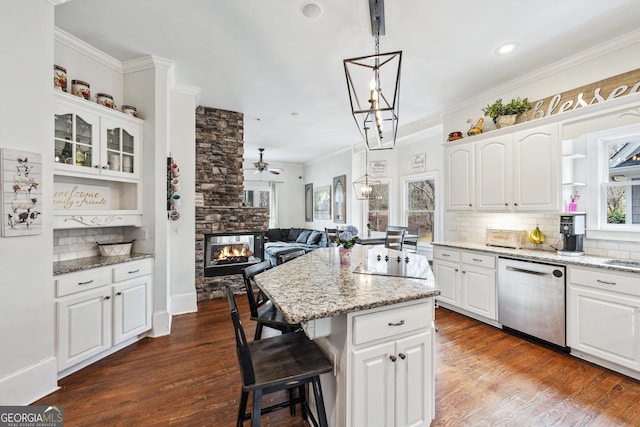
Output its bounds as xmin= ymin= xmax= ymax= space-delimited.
xmin=265 ymin=228 xmax=282 ymax=242
xmin=288 ymin=228 xmax=302 ymax=241
xmin=307 ymin=230 xmax=323 ymax=245
xmin=296 ymin=229 xmax=313 ymax=244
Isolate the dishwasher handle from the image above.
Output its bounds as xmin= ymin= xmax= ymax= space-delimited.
xmin=505 ymin=266 xmax=551 ymax=276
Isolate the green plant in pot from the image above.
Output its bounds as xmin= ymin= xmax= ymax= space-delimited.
xmin=482 ymin=97 xmax=531 ymax=128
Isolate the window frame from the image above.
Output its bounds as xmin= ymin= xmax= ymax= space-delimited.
xmin=402 ymin=172 xmax=440 ymax=247
xmin=364 ymin=179 xmax=391 ymax=233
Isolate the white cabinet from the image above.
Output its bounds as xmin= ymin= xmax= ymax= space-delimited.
xmin=475 ymin=124 xmax=561 ymax=211
xmin=567 ymin=266 xmax=640 ymax=375
xmin=445 ymin=143 xmax=474 ymax=210
xmin=55 ymin=258 xmax=153 ymax=374
xmin=350 ymin=301 xmax=434 ymax=427
xmin=53 ymin=91 xmax=143 ymax=229
xmin=433 ymin=247 xmax=497 ymax=321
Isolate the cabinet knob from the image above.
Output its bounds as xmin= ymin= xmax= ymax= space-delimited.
xmin=102 ymin=166 xmax=108 ymax=169
xmin=469 ymin=204 xmax=472 ymax=207
xmin=389 ymin=355 xmax=397 ymax=362
xmin=104 ymin=296 xmax=111 ymax=300
xmin=454 ymin=268 xmax=459 ymax=272
xmin=514 ymin=203 xmax=518 ymax=206
xmin=505 ymin=203 xmax=508 ymax=206
xmin=462 ymin=271 xmax=466 ymax=274
xmin=399 ymin=353 xmax=406 ymax=360
xmin=116 ymin=292 xmax=123 ymax=296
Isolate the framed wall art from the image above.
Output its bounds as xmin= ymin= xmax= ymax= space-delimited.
xmin=333 ymin=175 xmax=346 ymax=224
xmin=313 ymin=185 xmax=331 ymax=220
xmin=1 ymin=148 xmax=43 ymax=237
xmin=304 ymin=183 xmax=313 ymax=221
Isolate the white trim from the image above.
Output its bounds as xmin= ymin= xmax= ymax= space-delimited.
xmin=149 ymin=310 xmax=172 ymax=337
xmin=0 ymin=357 xmax=58 ymax=405
xmin=54 ymin=27 xmax=123 ymax=73
xmin=401 ymin=172 xmax=441 ymax=244
xmin=122 ymin=55 xmax=174 ymax=74
xmin=170 ymin=292 xmax=198 ymax=315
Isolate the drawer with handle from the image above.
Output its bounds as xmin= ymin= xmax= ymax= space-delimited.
xmin=569 ymin=266 xmax=640 ymax=297
xmin=56 ymin=268 xmax=112 ymax=297
xmin=462 ymin=251 xmax=496 ymax=269
xmin=113 ymin=259 xmax=152 ymax=283
xmin=352 ymin=301 xmax=431 ymax=345
xmin=433 ymin=247 xmax=461 ymax=263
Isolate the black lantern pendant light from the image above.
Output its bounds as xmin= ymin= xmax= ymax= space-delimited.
xmin=344 ymin=0 xmax=402 ymax=151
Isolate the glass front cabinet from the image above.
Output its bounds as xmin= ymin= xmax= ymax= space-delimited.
xmin=53 ymin=91 xmax=143 ymax=229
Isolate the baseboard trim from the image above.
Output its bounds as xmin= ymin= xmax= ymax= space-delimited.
xmin=149 ymin=310 xmax=172 ymax=337
xmin=171 ymin=292 xmax=197 ymax=315
xmin=0 ymin=357 xmax=59 ymax=405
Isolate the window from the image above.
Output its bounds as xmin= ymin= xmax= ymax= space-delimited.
xmin=602 ymin=135 xmax=640 ymax=226
xmin=243 ymin=188 xmax=270 ymax=210
xmin=405 ymin=177 xmax=436 ymax=243
xmin=366 ymin=183 xmax=389 ymax=232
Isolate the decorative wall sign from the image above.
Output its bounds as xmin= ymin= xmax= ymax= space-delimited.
xmin=529 ymin=67 xmax=640 ymax=120
xmin=333 ymin=175 xmax=346 ymax=224
xmin=370 ymin=160 xmax=387 ymax=177
xmin=1 ymin=148 xmax=43 ymax=237
xmin=410 ymin=153 xmax=426 ymax=174
xmin=304 ymin=183 xmax=313 ymax=222
xmin=53 ymin=183 xmax=111 ymax=210
xmin=313 ymin=185 xmax=331 ymax=220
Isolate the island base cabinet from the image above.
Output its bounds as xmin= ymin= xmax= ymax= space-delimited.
xmin=57 ymin=287 xmax=113 ymax=371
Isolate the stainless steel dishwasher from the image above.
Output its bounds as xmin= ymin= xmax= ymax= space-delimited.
xmin=497 ymin=257 xmax=566 ymax=347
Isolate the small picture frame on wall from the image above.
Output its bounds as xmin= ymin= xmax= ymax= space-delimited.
xmin=1 ymin=148 xmax=43 ymax=237
xmin=313 ymin=185 xmax=331 ymax=220
xmin=304 ymin=183 xmax=313 ymax=221
xmin=333 ymin=175 xmax=346 ymax=224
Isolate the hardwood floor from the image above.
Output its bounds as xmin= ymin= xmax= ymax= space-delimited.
xmin=36 ymin=298 xmax=640 ymax=426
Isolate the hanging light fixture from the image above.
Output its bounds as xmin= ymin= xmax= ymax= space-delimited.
xmin=352 ymin=145 xmax=381 ymax=200
xmin=344 ymin=0 xmax=401 ymax=151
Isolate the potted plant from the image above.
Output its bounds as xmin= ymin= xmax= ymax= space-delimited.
xmin=482 ymin=97 xmax=531 ymax=128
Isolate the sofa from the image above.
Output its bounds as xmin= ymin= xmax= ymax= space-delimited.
xmin=264 ymin=228 xmax=328 ymax=265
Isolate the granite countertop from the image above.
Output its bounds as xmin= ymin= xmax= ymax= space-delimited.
xmin=54 ymin=253 xmax=154 ymax=276
xmin=433 ymin=241 xmax=640 ymax=274
xmin=254 ymin=245 xmax=439 ymax=324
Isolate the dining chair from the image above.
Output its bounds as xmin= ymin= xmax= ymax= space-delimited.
xmin=242 ymin=261 xmax=301 ymax=340
xmin=385 ymin=228 xmax=405 ymax=251
xmin=225 ymin=286 xmax=332 ymax=427
xmin=277 ymin=249 xmax=306 ymax=265
xmin=403 ymin=226 xmax=420 ymax=253
xmin=324 ymin=228 xmax=338 ymax=245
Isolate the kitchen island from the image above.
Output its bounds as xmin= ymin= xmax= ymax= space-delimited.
xmin=254 ymin=245 xmax=439 ymax=427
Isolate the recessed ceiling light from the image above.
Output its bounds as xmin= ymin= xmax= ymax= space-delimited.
xmin=496 ymin=42 xmax=519 ymax=55
xmin=301 ymin=2 xmax=323 ymax=19
xmin=291 ymin=112 xmax=300 ymax=116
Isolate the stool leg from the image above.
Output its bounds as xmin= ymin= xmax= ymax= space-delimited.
xmin=311 ymin=377 xmax=328 ymax=427
xmin=299 ymin=384 xmax=308 ymax=420
xmin=237 ymin=390 xmax=248 ymax=427
xmin=288 ymin=388 xmax=296 ymax=416
xmin=254 ymin=323 xmax=263 ymax=340
xmin=251 ymin=389 xmax=262 ymax=427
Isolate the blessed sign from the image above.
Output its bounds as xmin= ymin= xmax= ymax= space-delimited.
xmin=529 ymin=68 xmax=640 ymax=120
xmin=53 ymin=183 xmax=110 ymax=210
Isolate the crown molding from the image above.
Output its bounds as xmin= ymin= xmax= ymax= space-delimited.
xmin=172 ymin=84 xmax=201 ymax=101
xmin=122 ymin=56 xmax=175 ymax=74
xmin=54 ymin=27 xmax=122 ymax=73
xmin=49 ymin=0 xmax=71 ymax=5
xmin=443 ymin=28 xmax=640 ymax=116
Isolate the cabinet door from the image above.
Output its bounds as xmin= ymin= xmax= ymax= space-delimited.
xmin=568 ymin=285 xmax=640 ymax=370
xmin=432 ymin=260 xmax=459 ymax=306
xmin=395 ymin=331 xmax=432 ymax=427
xmin=54 ymin=102 xmax=100 ymax=175
xmin=113 ymin=276 xmax=152 ymax=344
xmin=100 ymin=117 xmax=142 ymax=179
xmin=57 ymin=287 xmax=112 ymax=371
xmin=445 ymin=144 xmax=474 ymax=210
xmin=475 ymin=137 xmax=511 ymax=210
xmin=352 ymin=341 xmax=395 ymax=427
xmin=461 ymin=264 xmax=496 ymax=319
xmin=512 ymin=124 xmax=560 ymax=211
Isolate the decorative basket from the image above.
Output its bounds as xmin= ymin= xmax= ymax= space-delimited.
xmin=96 ymin=241 xmax=134 ymax=257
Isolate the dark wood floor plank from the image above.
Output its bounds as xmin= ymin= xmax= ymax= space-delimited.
xmin=35 ymin=299 xmax=640 ymax=426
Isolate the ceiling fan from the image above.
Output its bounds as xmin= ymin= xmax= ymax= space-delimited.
xmin=245 ymin=148 xmax=283 ymax=175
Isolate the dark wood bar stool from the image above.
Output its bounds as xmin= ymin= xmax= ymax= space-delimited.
xmin=225 ymin=286 xmax=332 ymax=427
xmin=277 ymin=249 xmax=306 ymax=264
xmin=242 ymin=261 xmax=300 ymax=340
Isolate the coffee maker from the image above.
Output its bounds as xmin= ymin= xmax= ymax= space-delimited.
xmin=558 ymin=213 xmax=586 ymax=256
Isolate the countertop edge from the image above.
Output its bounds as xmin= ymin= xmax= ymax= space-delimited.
xmin=432 ymin=242 xmax=639 ymax=274
xmin=54 ymin=253 xmax=154 ymax=276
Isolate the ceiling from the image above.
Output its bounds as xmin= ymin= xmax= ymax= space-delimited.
xmin=54 ymin=0 xmax=640 ymax=164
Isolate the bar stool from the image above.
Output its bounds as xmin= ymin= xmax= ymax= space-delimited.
xmin=242 ymin=261 xmax=300 ymax=340
xmin=225 ymin=286 xmax=332 ymax=427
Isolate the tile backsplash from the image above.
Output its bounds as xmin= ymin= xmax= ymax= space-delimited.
xmin=448 ymin=212 xmax=640 ymax=260
xmin=53 ymin=227 xmax=125 ymax=262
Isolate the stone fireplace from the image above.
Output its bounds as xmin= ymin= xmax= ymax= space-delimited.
xmin=195 ymin=106 xmax=268 ymax=300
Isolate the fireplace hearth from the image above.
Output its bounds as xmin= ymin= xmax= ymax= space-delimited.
xmin=204 ymin=232 xmax=265 ymax=277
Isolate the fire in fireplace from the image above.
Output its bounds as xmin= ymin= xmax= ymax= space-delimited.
xmin=204 ymin=232 xmax=265 ymax=276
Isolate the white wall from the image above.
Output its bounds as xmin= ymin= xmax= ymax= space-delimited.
xmin=243 ymin=159 xmax=305 ymax=228
xmin=0 ymin=0 xmax=58 ymax=404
